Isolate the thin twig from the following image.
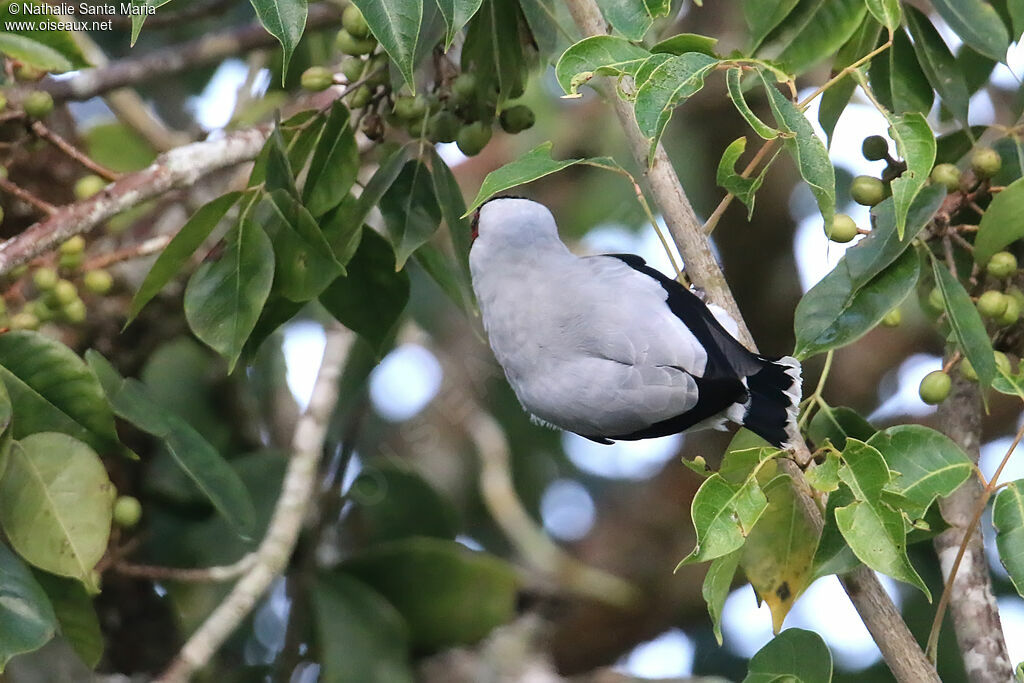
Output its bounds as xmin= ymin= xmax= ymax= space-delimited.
xmin=30 ymin=121 xmax=121 ymax=181
xmin=114 ymin=554 xmax=256 ymax=582
xmin=0 ymin=177 xmax=58 ymax=215
xmin=703 ymin=138 xmax=779 ymax=235
xmin=81 ymin=234 xmax=172 ymax=271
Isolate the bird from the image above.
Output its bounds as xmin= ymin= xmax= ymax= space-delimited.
xmin=468 ymin=197 xmax=802 ymax=449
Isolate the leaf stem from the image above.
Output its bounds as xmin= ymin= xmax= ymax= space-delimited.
xmin=796 ymin=39 xmax=893 ymax=111
xmin=797 ymin=350 xmax=834 ymax=431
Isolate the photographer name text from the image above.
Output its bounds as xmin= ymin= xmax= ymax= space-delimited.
xmin=6 ymin=2 xmax=154 ymax=15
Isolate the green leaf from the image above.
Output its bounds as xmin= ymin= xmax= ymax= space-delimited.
xmin=341 ymin=537 xmax=518 ymax=650
xmin=303 ymin=102 xmax=360 ymax=217
xmin=993 ymin=480 xmax=1024 ymax=598
xmin=597 ymin=0 xmax=652 ymax=41
xmin=250 ymin=0 xmax=307 ymax=80
xmin=864 ymin=0 xmax=900 ymax=30
xmin=650 ymin=33 xmax=719 ymax=57
xmin=33 ymin=572 xmax=101 ymax=669
xmin=0 ymin=544 xmax=56 ymax=671
xmin=0 ymin=0 xmax=89 ymax=71
xmin=772 ymin=0 xmax=867 ymax=76
xmin=129 ymin=0 xmax=173 ymax=45
xmin=726 ymin=69 xmax=779 ymax=140
xmin=465 ymin=142 xmax=585 ymax=213
xmin=518 ymin=0 xmax=576 ymax=60
xmin=837 ymin=438 xmax=892 ymax=502
xmin=0 ymin=332 xmax=119 ymax=454
xmin=807 ymin=403 xmax=876 ymax=451
xmin=184 ymin=218 xmax=275 ymax=371
xmin=554 ymin=36 xmax=651 ymax=96
xmin=888 ymin=114 xmax=936 ymax=238
xmin=678 ymin=473 xmax=768 ymax=565
xmin=428 ymin=146 xmax=473 ymax=287
xmin=743 ymin=628 xmax=833 ymax=683
xmin=742 ymin=0 xmax=801 ymax=53
xmin=380 ymin=161 xmax=442 ymax=270
xmin=413 ymin=242 xmax=475 ymax=316
xmin=849 ymin=187 xmax=945 ymax=286
xmin=716 ymin=137 xmax=771 ymax=218
xmin=353 ymin=0 xmax=422 ymax=90
xmin=741 ymin=475 xmax=820 ymax=633
xmin=0 ymin=434 xmax=113 ymax=592
xmin=702 ymin=550 xmax=740 ymax=645
xmin=127 ymin=192 xmax=242 ymax=325
xmin=257 ymin=190 xmax=344 ymax=301
xmin=264 ymin=126 xmax=298 ymax=198
xmin=904 ymin=6 xmax=970 ymax=125
xmin=759 ymin=71 xmax=836 ymax=234
xmin=819 ymin=16 xmax=881 ymax=146
xmin=347 ymin=459 xmax=460 ymax=543
xmin=976 ymin=176 xmax=1024 ymax=264
xmin=312 ymin=574 xmax=414 ymax=683
xmin=720 ymin=429 xmax=779 ymax=484
xmin=86 ymin=352 xmax=257 ymax=539
xmin=932 ymin=0 xmax=1010 ymax=63
xmin=889 ymin=29 xmax=934 ymax=115
xmin=867 ymin=425 xmax=972 ymax=519
xmin=320 ymin=229 xmax=409 ymax=356
xmin=436 ymin=0 xmax=484 ymax=49
xmin=812 ymin=484 xmax=861 ymax=579
xmin=794 ymin=248 xmax=919 ymax=359
xmin=806 ymin=451 xmax=841 ymax=492
xmin=634 ymin=52 xmax=719 ymax=164
xmin=461 ymin=0 xmax=526 ymax=103
xmin=931 ymin=258 xmax=997 ymax=392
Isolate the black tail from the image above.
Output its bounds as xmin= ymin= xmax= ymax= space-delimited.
xmin=740 ymin=356 xmax=802 ymax=448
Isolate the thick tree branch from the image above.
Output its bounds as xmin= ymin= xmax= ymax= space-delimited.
xmin=563 ymin=2 xmax=938 ymax=681
xmin=0 ymin=126 xmax=270 ymax=276
xmin=157 ymin=323 xmax=352 ymax=682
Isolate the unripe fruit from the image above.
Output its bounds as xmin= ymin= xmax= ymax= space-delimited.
xmin=999 ymin=294 xmax=1020 ymax=326
xmin=59 ymin=252 xmax=83 ymax=270
xmin=0 ymin=165 xmax=7 ymax=179
xmin=393 ymin=94 xmax=428 ymax=121
xmin=452 ymin=73 xmax=477 ymax=100
xmin=851 ymin=175 xmax=886 ymax=206
xmin=427 ymin=110 xmax=461 ymax=143
xmin=971 ymin=147 xmax=1002 ymax=179
xmin=340 ymin=56 xmax=365 ymax=82
xmin=74 ymin=174 xmax=106 ymax=200
xmin=826 ymin=214 xmax=858 ymax=243
xmin=1008 ymin=286 xmax=1024 ymax=311
xmin=365 ymin=54 xmax=390 ymax=86
xmin=456 ymin=121 xmax=492 ymax=156
xmin=930 ymin=163 xmax=961 ymax=192
xmin=15 ymin=64 xmax=43 ymax=82
xmin=113 ymin=495 xmax=142 ymax=528
xmin=336 ymin=29 xmax=377 ymax=56
xmin=52 ymin=279 xmax=77 ymax=306
xmin=986 ymin=251 xmax=1018 ymax=279
xmin=347 ymin=84 xmax=372 ymax=108
xmin=499 ymin=105 xmax=535 ymax=134
xmin=32 ymin=267 xmax=58 ymax=291
xmin=10 ymin=312 xmax=39 ymax=330
xmin=22 ymin=91 xmax=54 ymax=118
xmin=10 ymin=265 xmax=27 ymax=279
xmin=961 ymin=357 xmax=979 ymax=381
xmin=342 ymin=4 xmax=372 ymax=39
xmin=978 ymin=290 xmax=1008 ymax=319
xmin=0 ymin=93 xmax=6 ymax=111
xmin=881 ymin=308 xmax=902 ymax=327
xmin=862 ymin=135 xmax=889 ymax=161
xmin=919 ymin=370 xmax=952 ymax=404
xmin=62 ymin=298 xmax=86 ymax=324
xmin=26 ymin=299 xmax=54 ymax=322
xmin=301 ymin=66 xmax=334 ymax=92
xmin=83 ymin=269 xmax=113 ymax=295
xmin=59 ymin=235 xmax=86 ymax=256
xmin=995 ymin=351 xmax=1013 ymax=375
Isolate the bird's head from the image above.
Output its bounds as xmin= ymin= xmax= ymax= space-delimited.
xmin=470 ymin=196 xmax=559 ymax=249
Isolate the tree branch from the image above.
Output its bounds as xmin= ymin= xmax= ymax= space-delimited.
xmin=0 ymin=126 xmax=270 ymax=276
xmin=157 ymin=323 xmax=352 ymax=682
xmin=562 ymin=2 xmax=938 ymax=681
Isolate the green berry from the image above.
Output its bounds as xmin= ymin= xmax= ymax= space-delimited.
xmin=995 ymin=351 xmax=1013 ymax=375
xmin=342 ymin=4 xmax=372 ymax=39
xmin=961 ymin=358 xmax=978 ymax=382
xmin=456 ymin=121 xmax=492 ymax=156
xmin=59 ymin=252 xmax=83 ymax=270
xmin=1008 ymin=286 xmax=1024 ymax=310
xmin=851 ymin=175 xmax=886 ymax=206
xmin=971 ymin=147 xmax=1002 ymax=179
xmin=427 ymin=110 xmax=461 ymax=143
xmin=986 ymin=251 xmax=1018 ymax=279
xmin=881 ymin=308 xmax=902 ymax=327
xmin=22 ymin=90 xmax=53 ymax=118
xmin=26 ymin=299 xmax=54 ymax=322
xmin=59 ymin=235 xmax=86 ymax=256
xmin=83 ymin=269 xmax=113 ymax=295
xmin=335 ymin=29 xmax=377 ymax=56
xmin=978 ymin=290 xmax=1008 ymax=319
xmin=928 ymin=286 xmax=945 ymax=312
xmin=862 ymin=135 xmax=889 ymax=161
xmin=0 ymin=165 xmax=7 ymax=179
xmin=32 ymin=267 xmax=58 ymax=291
xmin=0 ymin=93 xmax=6 ymax=111
xmin=919 ymin=370 xmax=952 ymax=404
xmin=826 ymin=214 xmax=858 ymax=243
xmin=301 ymin=66 xmax=334 ymax=92
xmin=393 ymin=94 xmax=428 ymax=121
xmin=346 ymin=84 xmax=372 ymax=108
xmin=931 ymin=163 xmax=961 ymax=192
xmin=74 ymin=174 xmax=106 ymax=200
xmin=113 ymin=495 xmax=142 ymax=528
xmin=452 ymin=73 xmax=477 ymax=101
xmin=15 ymin=64 xmax=43 ymax=82
xmin=52 ymin=279 xmax=77 ymax=306
xmin=9 ymin=265 xmax=27 ymax=279
xmin=499 ymin=105 xmax=535 ymax=134
xmin=10 ymin=312 xmax=39 ymax=331
xmin=999 ymin=294 xmax=1021 ymax=326
xmin=365 ymin=54 xmax=390 ymax=86
xmin=340 ymin=56 xmax=365 ymax=82
xmin=61 ymin=298 xmax=86 ymax=324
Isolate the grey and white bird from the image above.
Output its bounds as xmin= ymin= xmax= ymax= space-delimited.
xmin=468 ymin=197 xmax=802 ymax=448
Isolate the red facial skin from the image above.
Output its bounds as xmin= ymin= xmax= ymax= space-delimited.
xmin=470 ymin=208 xmax=481 ymax=242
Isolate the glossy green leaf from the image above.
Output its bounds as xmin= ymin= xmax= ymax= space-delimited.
xmin=413 ymin=242 xmax=475 ymax=316
xmin=742 ymin=0 xmax=801 ymax=52
xmin=0 ymin=434 xmax=113 ymax=592
xmin=717 ymin=137 xmax=758 ymax=214
xmin=634 ymin=52 xmax=719 ymax=164
xmin=931 ymin=258 xmax=997 ymax=392
xmin=743 ymin=628 xmax=832 ymax=683
xmin=867 ymin=425 xmax=972 ymax=519
xmin=794 ymin=248 xmax=919 ymax=360
xmin=86 ymin=352 xmax=257 ymax=539
xmin=720 ymin=429 xmax=779 ymax=484
xmin=849 ymin=187 xmax=944 ymax=286
xmin=633 ymin=52 xmax=672 ymax=89
xmin=805 ymin=451 xmax=841 ymax=492
xmin=811 ymin=484 xmax=860 ymax=579
xmin=461 ymin=0 xmax=526 ymax=102
xmin=341 ymin=537 xmax=518 ymax=651
xmin=33 ymin=572 xmax=101 ymax=669
xmin=348 ymin=460 xmax=460 ymax=544
xmin=887 ymin=113 xmax=936 ymax=239
xmin=772 ymin=0 xmax=867 ymax=76
xmin=904 ymin=6 xmax=970 ymax=125
xmin=819 ymin=16 xmax=881 ymax=146
xmin=184 ymin=218 xmax=275 ymax=371
xmin=678 ymin=473 xmax=768 ymax=565
xmin=0 ymin=331 xmax=119 ymax=454
xmin=380 ymin=161 xmax=442 ymax=270
xmin=726 ymin=69 xmax=779 ymax=140
xmin=127 ymin=192 xmax=242 ymax=325
xmin=651 ymin=33 xmax=718 ymax=57
xmin=518 ymin=0 xmax=575 ymax=59
xmin=597 ymin=0 xmax=652 ymax=40
xmin=975 ymin=176 xmax=1024 ymax=264
xmin=759 ymin=71 xmax=835 ymax=234
xmin=129 ymin=0 xmax=173 ymax=45
xmin=554 ymin=36 xmax=651 ymax=96
xmin=428 ymin=146 xmax=473 ymax=285
xmin=436 ymin=0 xmax=484 ymax=49
xmin=0 ymin=35 xmax=73 ymax=73
xmin=865 ymin=0 xmax=899 ymax=30
xmin=702 ymin=550 xmax=740 ymax=645
xmin=312 ymin=574 xmax=413 ymax=683
xmin=320 ymin=229 xmax=410 ymax=356
xmin=257 ymin=190 xmax=343 ymax=301
xmin=0 ymin=0 xmax=89 ymax=70
xmin=838 ymin=438 xmax=891 ymax=502
xmin=0 ymin=544 xmax=56 ymax=672
xmin=353 ymin=0 xmax=421 ymax=89
xmin=889 ymin=29 xmax=934 ymax=115
xmin=932 ymin=0 xmax=1009 ymax=63
xmin=250 ymin=0 xmax=307 ymax=80
xmin=0 ymin=376 xmax=10 ymax=439
xmin=993 ymin=480 xmax=1024 ymax=598
xmin=264 ymin=126 xmax=298 ymax=197
xmin=303 ymin=102 xmax=360 ymax=217
xmin=807 ymin=403 xmax=876 ymax=451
